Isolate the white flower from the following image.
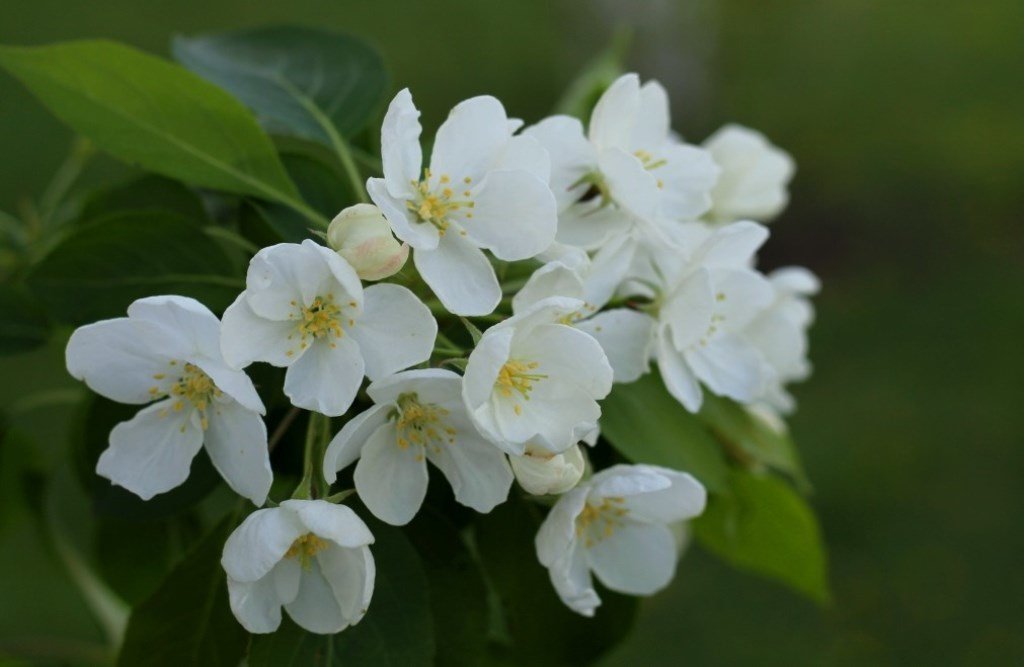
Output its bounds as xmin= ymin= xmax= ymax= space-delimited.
xmin=703 ymin=124 xmax=795 ymax=224
xmin=535 ymin=464 xmax=706 ymax=616
xmin=513 ymin=260 xmax=655 ymax=384
xmin=743 ymin=267 xmax=819 ymax=413
xmin=222 ymin=499 xmax=375 ymax=634
xmin=327 ymin=203 xmax=409 ymax=281
xmin=65 ymin=296 xmax=271 ymax=504
xmin=220 ymin=240 xmax=437 ymax=417
xmin=462 ymin=297 xmax=613 ymax=455
xmin=510 ymin=443 xmax=585 ymax=496
xmin=322 ymin=369 xmax=513 ymax=526
xmin=524 ymin=73 xmax=719 ymax=249
xmin=652 ymin=221 xmax=775 ymax=411
xmin=367 ymin=89 xmax=557 ymax=315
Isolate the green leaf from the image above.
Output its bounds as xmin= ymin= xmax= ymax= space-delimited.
xmin=117 ymin=515 xmax=247 ymax=667
xmin=173 ymin=26 xmax=388 ymax=146
xmin=80 ymin=175 xmax=208 ymax=223
xmin=73 ymin=395 xmax=221 ymax=521
xmin=600 ymin=370 xmax=731 ymax=492
xmin=248 ymin=521 xmax=435 ymax=667
xmin=0 ymin=41 xmax=308 ymax=212
xmin=699 ymin=393 xmax=811 ymax=489
xmin=26 ymin=211 xmax=242 ymax=326
xmin=0 ymin=285 xmax=50 ymax=356
xmin=693 ymin=470 xmax=830 ymax=603
xmin=474 ymin=496 xmax=638 ymax=666
xmin=406 ymin=508 xmax=489 ymax=666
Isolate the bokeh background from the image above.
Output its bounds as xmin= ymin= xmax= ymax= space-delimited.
xmin=2 ymin=0 xmax=1022 ymax=664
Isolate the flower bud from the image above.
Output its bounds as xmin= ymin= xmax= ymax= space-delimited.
xmin=510 ymin=443 xmax=585 ymax=496
xmin=327 ymin=204 xmax=409 ymax=281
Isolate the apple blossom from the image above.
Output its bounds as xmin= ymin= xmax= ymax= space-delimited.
xmin=327 ymin=203 xmax=409 ymax=281
xmin=703 ymin=124 xmax=795 ymax=224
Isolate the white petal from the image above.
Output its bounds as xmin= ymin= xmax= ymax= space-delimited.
xmin=221 ymin=506 xmax=306 ymax=582
xmin=413 ymin=233 xmax=500 ymax=316
xmin=583 ymin=233 xmax=636 ymax=309
xmin=227 ymin=574 xmax=283 ymax=634
xmin=350 ymin=284 xmax=437 ymax=380
xmin=66 ymin=318 xmax=177 ymax=404
xmin=204 ymin=400 xmax=272 ymax=506
xmin=430 ymin=95 xmax=510 ymax=182
xmin=284 ymin=499 xmax=376 ymax=548
xmin=555 ymin=199 xmax=632 ymax=250
xmin=317 ymin=544 xmax=375 ymax=627
xmin=367 ymin=177 xmax=440 ymax=250
xmin=536 ymin=486 xmax=589 ymax=566
xmin=630 ymin=80 xmax=671 ymax=149
xmin=698 ymin=220 xmax=769 ymax=268
xmin=126 ymin=295 xmax=220 ymax=360
xmin=519 ymin=324 xmax=613 ymax=398
xmin=273 ymin=557 xmax=302 ymax=605
xmin=598 ymin=147 xmax=660 ymax=221
xmin=586 ymin=521 xmax=677 ymax=595
xmin=685 ymin=334 xmax=766 ymax=404
xmin=462 ymin=170 xmax=557 ymax=260
xmin=283 ymin=337 xmax=365 ymax=416
xmin=657 ymin=332 xmax=703 ymax=412
xmin=285 ymin=559 xmax=345 ymax=634
xmin=462 ymin=328 xmax=515 ymax=446
xmin=711 ymin=267 xmax=774 ymax=331
xmin=620 ymin=466 xmax=707 ymax=524
xmin=193 ymin=360 xmax=265 ymax=414
xmin=524 ymin=115 xmax=597 ymax=209
xmin=588 ymin=73 xmax=639 ymax=151
xmin=426 ymin=414 xmax=513 ymax=513
xmin=323 ymin=403 xmax=392 ymax=483
xmin=97 ymin=399 xmax=204 ymax=500
xmin=662 ymin=268 xmax=715 ymax=350
xmin=497 ymin=134 xmax=551 ymax=181
xmin=366 ymin=368 xmax=462 ymax=407
xmin=656 ymin=143 xmax=719 ymax=220
xmin=549 ymin=544 xmax=601 ymax=617
xmin=512 ymin=262 xmax=586 ymax=315
xmin=380 ymin=88 xmax=423 ymax=199
xmin=220 ymin=293 xmax=298 ymax=369
xmin=353 ymin=422 xmax=428 ymax=526
xmin=577 ymin=309 xmax=655 ymax=384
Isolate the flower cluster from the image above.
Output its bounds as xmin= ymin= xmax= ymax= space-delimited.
xmin=66 ymin=73 xmax=814 ymax=633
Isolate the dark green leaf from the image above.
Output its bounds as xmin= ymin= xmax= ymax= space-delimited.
xmin=0 ymin=285 xmax=50 ymax=355
xmin=0 ymin=41 xmax=301 ymax=204
xmin=699 ymin=393 xmax=811 ymax=490
xmin=27 ymin=211 xmax=242 ymax=325
xmin=406 ymin=508 xmax=489 ymax=666
xmin=80 ymin=175 xmax=207 ymax=223
xmin=73 ymin=395 xmax=221 ymax=521
xmin=117 ymin=515 xmax=247 ymax=667
xmin=694 ymin=470 xmax=830 ymax=603
xmin=474 ymin=495 xmax=638 ymax=666
xmin=173 ymin=26 xmax=388 ymax=145
xmin=600 ymin=370 xmax=730 ymax=492
xmin=248 ymin=521 xmax=435 ymax=667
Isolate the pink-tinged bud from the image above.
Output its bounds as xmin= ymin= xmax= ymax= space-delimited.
xmin=327 ymin=204 xmax=409 ymax=281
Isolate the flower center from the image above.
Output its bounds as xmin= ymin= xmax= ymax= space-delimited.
xmin=406 ymin=169 xmax=475 ymax=235
xmin=285 ymin=532 xmax=329 ymax=570
xmin=497 ymin=360 xmax=546 ymax=400
xmin=287 ymin=294 xmax=356 ymax=356
xmin=149 ymin=362 xmax=222 ymax=431
xmin=394 ymin=393 xmax=455 ymax=460
xmin=576 ymin=496 xmax=629 ymax=548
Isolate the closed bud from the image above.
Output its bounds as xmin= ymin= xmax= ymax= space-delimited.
xmin=327 ymin=204 xmax=409 ymax=281
xmin=510 ymin=443 xmax=585 ymax=496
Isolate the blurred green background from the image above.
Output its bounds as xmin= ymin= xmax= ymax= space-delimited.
xmin=2 ymin=0 xmax=1022 ymax=664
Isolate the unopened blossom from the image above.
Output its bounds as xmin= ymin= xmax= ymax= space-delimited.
xmin=703 ymin=124 xmax=795 ymax=224
xmin=327 ymin=203 xmax=409 ymax=281
xmin=513 ymin=260 xmax=655 ymax=384
xmin=651 ymin=221 xmax=775 ymax=412
xmin=743 ymin=266 xmax=819 ymax=412
xmin=367 ymin=89 xmax=557 ymax=315
xmin=323 ymin=369 xmax=513 ymax=526
xmin=222 ymin=500 xmax=374 ymax=634
xmin=65 ymin=296 xmax=271 ymax=504
xmin=220 ymin=240 xmax=436 ymax=416
xmin=535 ymin=464 xmax=706 ymax=616
xmin=510 ymin=443 xmax=586 ymax=496
xmin=462 ymin=297 xmax=613 ymax=455
xmin=525 ymin=73 xmax=720 ymax=253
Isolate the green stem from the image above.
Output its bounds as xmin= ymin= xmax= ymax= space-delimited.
xmin=302 ymin=99 xmax=367 ymax=204
xmin=39 ymin=137 xmax=94 ymax=225
xmin=294 ymin=412 xmax=331 ymax=499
